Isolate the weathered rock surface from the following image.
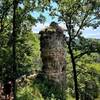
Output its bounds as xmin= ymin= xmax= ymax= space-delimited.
xmin=35 ymin=22 xmax=66 ymax=100
xmin=38 ymin=22 xmax=67 ymax=99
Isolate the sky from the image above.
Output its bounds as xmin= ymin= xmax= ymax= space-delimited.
xmin=32 ymin=17 xmax=100 ymax=39
xmin=31 ymin=2 xmax=100 ymax=39
xmin=82 ymin=27 xmax=100 ymax=39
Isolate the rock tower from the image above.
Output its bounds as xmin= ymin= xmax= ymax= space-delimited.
xmin=39 ymin=22 xmax=66 ymax=99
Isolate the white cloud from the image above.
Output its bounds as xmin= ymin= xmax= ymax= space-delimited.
xmin=59 ymin=23 xmax=67 ymax=30
xmin=32 ymin=22 xmax=100 ymax=39
xmin=32 ymin=23 xmax=49 ymax=33
xmin=82 ymin=27 xmax=100 ymax=39
xmin=32 ymin=22 xmax=67 ymax=33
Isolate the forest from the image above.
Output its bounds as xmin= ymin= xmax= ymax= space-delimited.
xmin=0 ymin=0 xmax=100 ymax=100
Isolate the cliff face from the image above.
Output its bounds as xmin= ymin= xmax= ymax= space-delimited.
xmin=39 ymin=24 xmax=67 ymax=99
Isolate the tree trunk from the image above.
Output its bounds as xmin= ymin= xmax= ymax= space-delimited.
xmin=12 ymin=0 xmax=18 ymax=99
xmin=68 ymin=42 xmax=79 ymax=100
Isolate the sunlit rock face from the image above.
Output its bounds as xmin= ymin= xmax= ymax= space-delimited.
xmin=39 ymin=22 xmax=66 ymax=98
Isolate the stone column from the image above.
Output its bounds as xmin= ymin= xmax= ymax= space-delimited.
xmin=39 ymin=22 xmax=66 ymax=99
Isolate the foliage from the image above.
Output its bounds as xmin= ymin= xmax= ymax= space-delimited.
xmin=0 ymin=0 xmax=100 ymax=100
xmin=0 ymin=0 xmax=42 ymax=81
xmin=16 ymin=38 xmax=100 ymax=100
xmin=17 ymin=85 xmax=34 ymax=100
xmin=16 ymin=32 xmax=40 ymax=77
xmin=33 ymin=74 xmax=66 ymax=100
xmin=66 ymin=51 xmax=100 ymax=99
xmin=48 ymin=1 xmax=100 ymax=99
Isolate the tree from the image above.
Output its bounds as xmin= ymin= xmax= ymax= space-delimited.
xmin=66 ymin=49 xmax=100 ymax=99
xmin=49 ymin=0 xmax=100 ymax=100
xmin=0 ymin=0 xmax=46 ymax=99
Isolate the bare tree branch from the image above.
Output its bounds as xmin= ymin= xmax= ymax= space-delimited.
xmin=88 ymin=16 xmax=97 ymax=23
xmin=72 ymin=9 xmax=90 ymax=40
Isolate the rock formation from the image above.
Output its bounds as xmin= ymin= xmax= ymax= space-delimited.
xmin=39 ymin=22 xmax=67 ymax=99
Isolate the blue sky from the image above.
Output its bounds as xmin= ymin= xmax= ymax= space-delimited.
xmin=31 ymin=3 xmax=100 ymax=39
xmin=19 ymin=1 xmax=100 ymax=39
xmin=82 ymin=27 xmax=100 ymax=39
xmin=32 ymin=12 xmax=100 ymax=39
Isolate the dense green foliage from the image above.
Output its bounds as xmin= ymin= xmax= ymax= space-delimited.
xmin=16 ymin=35 xmax=100 ymax=100
xmin=0 ymin=0 xmax=100 ymax=100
